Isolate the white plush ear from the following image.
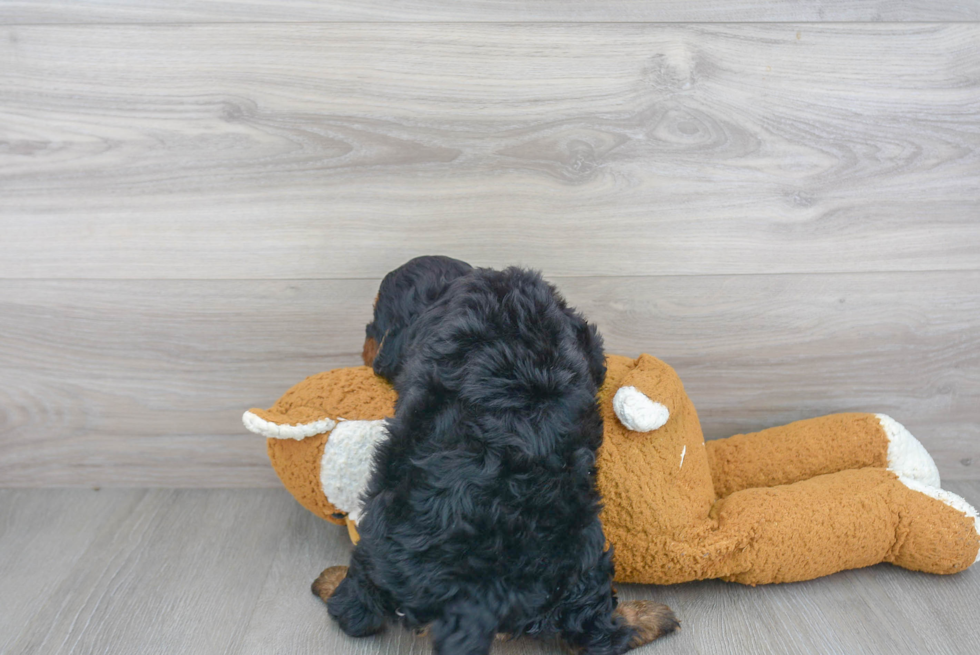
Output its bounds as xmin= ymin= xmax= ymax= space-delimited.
xmin=613 ymin=386 xmax=669 ymax=432
xmin=242 ymin=410 xmax=336 ymax=440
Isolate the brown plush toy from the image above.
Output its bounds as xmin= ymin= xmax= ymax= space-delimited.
xmin=243 ymin=354 xmax=979 ymax=585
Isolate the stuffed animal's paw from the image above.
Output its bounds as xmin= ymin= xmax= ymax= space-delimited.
xmin=878 ymin=414 xmax=941 ymax=488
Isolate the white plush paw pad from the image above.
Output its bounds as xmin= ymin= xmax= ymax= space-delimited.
xmin=878 ymin=414 xmax=941 ymax=488
xmin=320 ymin=420 xmax=389 ymax=523
xmin=242 ymin=410 xmax=337 ymax=440
xmin=613 ymin=386 xmax=669 ymax=432
xmin=898 ymin=476 xmax=980 ymax=564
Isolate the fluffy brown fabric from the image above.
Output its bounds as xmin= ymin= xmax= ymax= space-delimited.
xmin=251 ymin=355 xmax=979 ymax=585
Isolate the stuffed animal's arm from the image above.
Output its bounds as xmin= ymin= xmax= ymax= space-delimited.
xmin=705 ymin=413 xmax=940 ymax=498
xmin=610 ymin=354 xmax=680 ymax=432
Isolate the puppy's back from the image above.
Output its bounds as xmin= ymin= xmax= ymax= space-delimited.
xmin=359 ymin=267 xmax=608 ymax=627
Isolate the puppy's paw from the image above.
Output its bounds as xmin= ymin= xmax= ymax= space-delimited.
xmin=311 ymin=565 xmax=348 ymax=603
xmin=616 ymin=600 xmax=680 ymax=648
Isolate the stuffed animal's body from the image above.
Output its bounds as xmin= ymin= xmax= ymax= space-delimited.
xmin=244 ymin=355 xmax=979 ymax=585
xmin=597 ymin=354 xmax=978 ymax=584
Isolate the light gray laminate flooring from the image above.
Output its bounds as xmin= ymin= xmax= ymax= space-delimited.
xmin=2 ymin=485 xmax=978 ymax=655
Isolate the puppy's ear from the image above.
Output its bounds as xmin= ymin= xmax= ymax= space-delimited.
xmin=566 ymin=310 xmax=606 ymax=389
xmin=371 ymin=328 xmax=408 ymax=381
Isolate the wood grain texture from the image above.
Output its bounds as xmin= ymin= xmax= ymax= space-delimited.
xmin=1 ymin=489 xmax=292 ymax=655
xmin=1 ymin=24 xmax=978 ymax=279
xmin=2 ymin=272 xmax=977 ymax=487
xmin=0 ymin=489 xmax=141 ymax=654
xmin=2 ymin=1 xmax=979 ymax=23
xmin=2 ymin=486 xmax=979 ymax=654
xmin=0 ymin=278 xmax=378 ymax=487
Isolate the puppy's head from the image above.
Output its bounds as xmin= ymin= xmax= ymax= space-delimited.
xmin=365 ymin=255 xmax=473 ymax=380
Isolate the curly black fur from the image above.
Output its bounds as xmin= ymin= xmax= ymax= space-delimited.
xmin=330 ymin=258 xmax=638 ymax=655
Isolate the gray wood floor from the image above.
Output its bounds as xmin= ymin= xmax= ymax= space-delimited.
xmin=3 ymin=484 xmax=979 ymax=655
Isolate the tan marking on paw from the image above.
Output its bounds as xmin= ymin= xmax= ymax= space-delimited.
xmin=615 ymin=600 xmax=680 ymax=648
xmin=311 ymin=565 xmax=348 ymax=603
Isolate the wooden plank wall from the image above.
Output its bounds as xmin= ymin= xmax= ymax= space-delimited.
xmin=1 ymin=3 xmax=978 ymax=486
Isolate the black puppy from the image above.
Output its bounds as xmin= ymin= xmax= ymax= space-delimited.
xmin=316 ymin=256 xmax=677 ymax=654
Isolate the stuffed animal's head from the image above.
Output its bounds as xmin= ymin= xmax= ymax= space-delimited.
xmin=242 ymin=366 xmax=397 ymax=526
xmin=243 ymin=354 xmax=711 ymax=552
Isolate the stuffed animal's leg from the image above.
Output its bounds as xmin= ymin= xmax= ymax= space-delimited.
xmin=705 ymin=413 xmax=940 ymax=498
xmin=699 ymin=468 xmax=979 ymax=585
